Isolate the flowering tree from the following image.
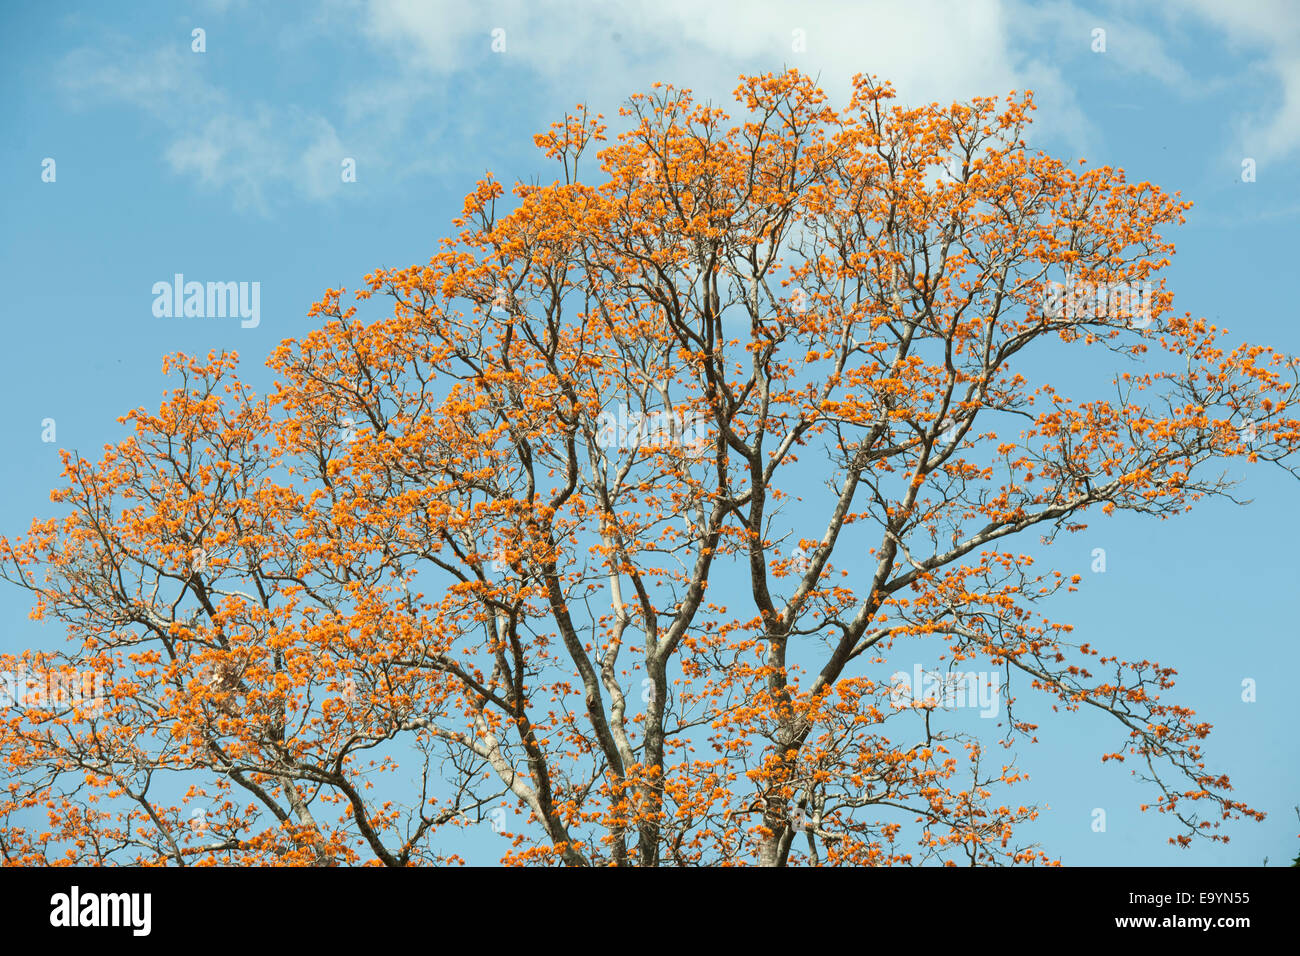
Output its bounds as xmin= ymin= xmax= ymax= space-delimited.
xmin=2 ymin=70 xmax=1297 ymax=866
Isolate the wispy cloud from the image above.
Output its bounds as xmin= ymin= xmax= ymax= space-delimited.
xmin=358 ymin=0 xmax=1088 ymax=143
xmin=59 ymin=38 xmax=352 ymax=213
xmin=51 ymin=0 xmax=1300 ymax=214
xmin=1177 ymin=0 xmax=1300 ymax=164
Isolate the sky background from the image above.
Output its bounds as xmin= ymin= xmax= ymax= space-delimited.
xmin=1 ymin=0 xmax=1299 ymax=866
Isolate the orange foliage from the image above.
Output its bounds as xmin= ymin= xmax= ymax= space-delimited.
xmin=1 ymin=71 xmax=1295 ymax=866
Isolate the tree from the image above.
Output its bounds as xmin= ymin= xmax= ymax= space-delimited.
xmin=2 ymin=70 xmax=1297 ymax=867
xmin=1291 ymin=806 xmax=1300 ymax=867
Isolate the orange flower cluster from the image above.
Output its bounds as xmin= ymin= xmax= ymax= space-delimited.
xmin=0 ymin=71 xmax=1294 ymax=865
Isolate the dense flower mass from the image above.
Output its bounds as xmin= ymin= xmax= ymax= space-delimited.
xmin=2 ymin=70 xmax=1297 ymax=866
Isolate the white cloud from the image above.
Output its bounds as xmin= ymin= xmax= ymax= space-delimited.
xmin=1009 ymin=0 xmax=1195 ymax=88
xmin=359 ymin=0 xmax=1088 ymax=144
xmin=357 ymin=0 xmax=1300 ymax=166
xmin=54 ymin=0 xmax=1300 ymax=212
xmin=60 ymin=44 xmax=222 ymax=115
xmin=1175 ymin=0 xmax=1300 ymax=163
xmin=298 ymin=118 xmax=350 ymax=201
xmin=59 ymin=42 xmax=353 ymax=214
xmin=161 ymin=108 xmax=347 ymax=212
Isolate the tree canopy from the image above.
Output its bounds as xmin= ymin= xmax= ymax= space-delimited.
xmin=3 ymin=70 xmax=1297 ymax=866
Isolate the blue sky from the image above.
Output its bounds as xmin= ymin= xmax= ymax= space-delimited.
xmin=1 ymin=0 xmax=1298 ymax=865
